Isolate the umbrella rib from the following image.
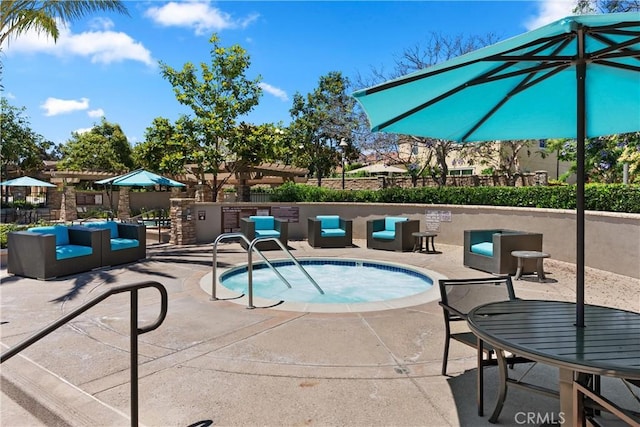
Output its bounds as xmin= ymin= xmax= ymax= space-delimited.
xmin=360 ymin=34 xmax=572 ymax=95
xmin=588 ymin=32 xmax=640 ymax=60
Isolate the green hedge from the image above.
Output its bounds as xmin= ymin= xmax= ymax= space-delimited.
xmin=271 ymin=183 xmax=640 ymax=213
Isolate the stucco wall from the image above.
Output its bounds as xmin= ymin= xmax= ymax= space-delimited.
xmin=192 ymin=202 xmax=639 ymax=279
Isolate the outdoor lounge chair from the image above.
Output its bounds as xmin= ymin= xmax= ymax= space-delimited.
xmin=240 ymin=215 xmax=288 ymax=251
xmin=366 ymin=216 xmax=419 ymax=252
xmin=7 ymin=225 xmax=102 ymax=280
xmin=463 ymin=229 xmax=543 ymax=275
xmin=81 ymin=221 xmax=146 ymax=266
xmin=438 ymin=276 xmax=533 ymax=416
xmin=307 ymin=215 xmax=353 ymax=248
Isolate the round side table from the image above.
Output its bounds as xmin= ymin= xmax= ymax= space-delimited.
xmin=511 ymin=250 xmax=550 ymax=282
xmin=412 ymin=231 xmax=438 ymax=253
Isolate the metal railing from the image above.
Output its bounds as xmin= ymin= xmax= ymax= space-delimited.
xmin=211 ymin=233 xmax=323 ymax=308
xmin=1 ymin=281 xmax=168 ymax=427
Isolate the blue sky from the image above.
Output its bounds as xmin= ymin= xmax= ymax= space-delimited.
xmin=2 ymin=1 xmax=578 ymax=146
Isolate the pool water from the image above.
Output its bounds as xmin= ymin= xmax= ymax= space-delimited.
xmin=220 ymin=259 xmax=434 ymax=304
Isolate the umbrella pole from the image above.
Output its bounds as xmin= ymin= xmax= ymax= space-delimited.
xmin=575 ymin=27 xmax=586 ymax=328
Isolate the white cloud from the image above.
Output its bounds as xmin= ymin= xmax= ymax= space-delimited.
xmin=524 ymin=0 xmax=576 ymax=30
xmin=259 ymin=82 xmax=289 ymax=102
xmin=41 ymin=97 xmax=89 ymax=116
xmin=73 ymin=127 xmax=93 ymax=135
xmin=4 ymin=21 xmax=154 ymax=66
xmin=145 ymin=2 xmax=259 ymax=35
xmin=88 ymin=108 xmax=105 ymax=118
xmin=4 ymin=92 xmax=16 ymax=99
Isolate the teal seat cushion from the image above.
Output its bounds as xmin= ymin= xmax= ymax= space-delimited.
xmin=111 ymin=238 xmax=139 ymax=251
xmin=384 ymin=217 xmax=407 ymax=232
xmin=317 ymin=215 xmax=340 ymax=229
xmin=321 ymin=228 xmax=346 ymax=237
xmin=255 ymin=229 xmax=280 ymax=238
xmin=28 ymin=225 xmax=70 ymax=246
xmin=471 ymin=242 xmax=494 ymax=257
xmin=372 ymin=230 xmax=396 ymax=240
xmin=250 ymin=216 xmax=275 ymax=230
xmin=83 ymin=221 xmax=119 ymax=238
xmin=56 ymin=244 xmax=93 ymax=260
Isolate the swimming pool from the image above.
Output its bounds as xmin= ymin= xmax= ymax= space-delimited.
xmin=208 ymin=258 xmax=444 ymax=313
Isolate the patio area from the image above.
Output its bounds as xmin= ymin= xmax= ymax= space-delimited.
xmin=1 ymin=239 xmax=638 ymax=426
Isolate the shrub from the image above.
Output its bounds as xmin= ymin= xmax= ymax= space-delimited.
xmin=271 ymin=183 xmax=640 ymax=213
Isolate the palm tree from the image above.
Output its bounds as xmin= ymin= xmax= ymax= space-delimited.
xmin=1 ymin=0 xmax=129 ymax=46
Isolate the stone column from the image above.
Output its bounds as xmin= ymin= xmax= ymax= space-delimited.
xmin=535 ymin=170 xmax=549 ymax=186
xmin=117 ymin=186 xmax=131 ymax=220
xmin=170 ymin=198 xmax=196 ymax=245
xmin=59 ymin=186 xmax=77 ymax=222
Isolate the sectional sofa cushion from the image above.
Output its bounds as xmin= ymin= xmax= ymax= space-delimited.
xmin=316 ymin=215 xmax=346 ymax=237
xmin=27 ymin=226 xmax=93 ymax=260
xmin=83 ymin=221 xmax=139 ymax=251
xmin=372 ymin=217 xmax=408 ymax=240
xmin=471 ymin=242 xmax=494 ymax=257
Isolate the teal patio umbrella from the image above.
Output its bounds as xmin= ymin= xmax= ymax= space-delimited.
xmin=0 ymin=176 xmax=56 ymax=188
xmin=353 ymin=13 xmax=640 ymax=327
xmin=95 ymin=169 xmax=185 ymax=187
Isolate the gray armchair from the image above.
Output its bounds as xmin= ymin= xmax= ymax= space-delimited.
xmin=81 ymin=221 xmax=146 ymax=266
xmin=463 ymin=229 xmax=543 ymax=275
xmin=8 ymin=225 xmax=102 ymax=280
xmin=366 ymin=217 xmax=420 ymax=252
xmin=240 ymin=215 xmax=288 ymax=251
xmin=308 ymin=215 xmax=353 ymax=248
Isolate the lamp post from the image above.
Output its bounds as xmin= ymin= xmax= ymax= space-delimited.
xmin=339 ymin=138 xmax=348 ymax=190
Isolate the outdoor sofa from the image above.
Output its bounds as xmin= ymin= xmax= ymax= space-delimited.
xmin=366 ymin=216 xmax=420 ymax=252
xmin=80 ymin=221 xmax=146 ymax=266
xmin=463 ymin=229 xmax=543 ymax=275
xmin=7 ymin=225 xmax=102 ymax=280
xmin=307 ymin=215 xmax=353 ymax=248
xmin=240 ymin=215 xmax=289 ymax=251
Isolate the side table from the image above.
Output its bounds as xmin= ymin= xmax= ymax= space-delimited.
xmin=511 ymin=250 xmax=550 ymax=282
xmin=412 ymin=231 xmax=437 ymax=253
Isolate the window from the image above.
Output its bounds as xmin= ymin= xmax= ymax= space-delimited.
xmin=448 ymin=168 xmax=473 ymax=176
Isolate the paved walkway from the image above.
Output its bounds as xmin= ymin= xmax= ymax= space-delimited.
xmin=1 ymin=240 xmax=638 ymax=426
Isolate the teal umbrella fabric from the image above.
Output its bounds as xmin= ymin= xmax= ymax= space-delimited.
xmin=0 ymin=176 xmax=56 ymax=187
xmin=95 ymin=169 xmax=185 ymax=187
xmin=353 ymin=13 xmax=640 ymax=327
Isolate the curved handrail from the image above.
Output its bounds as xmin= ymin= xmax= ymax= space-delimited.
xmin=211 ymin=232 xmax=293 ymax=300
xmin=247 ymin=237 xmax=324 ymax=309
xmin=0 ymin=280 xmax=168 ymax=427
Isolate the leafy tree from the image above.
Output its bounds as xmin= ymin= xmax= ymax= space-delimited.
xmin=1 ymin=0 xmax=129 ymax=46
xmin=133 ymin=116 xmax=195 ymax=174
xmin=460 ymin=140 xmax=536 ymax=186
xmin=159 ymin=34 xmax=262 ymax=201
xmin=574 ymin=0 xmax=640 ymax=13
xmin=58 ymin=118 xmax=133 ymax=172
xmin=354 ymin=31 xmax=499 ymax=186
xmin=0 ymin=97 xmax=56 ymax=180
xmin=290 ymin=71 xmax=358 ymax=186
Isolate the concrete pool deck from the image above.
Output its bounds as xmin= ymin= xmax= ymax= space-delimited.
xmin=1 ymin=239 xmax=638 ymax=426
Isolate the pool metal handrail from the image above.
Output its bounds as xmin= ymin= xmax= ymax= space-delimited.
xmin=211 ymin=232 xmax=294 ymax=300
xmin=247 ymin=237 xmax=324 ymax=308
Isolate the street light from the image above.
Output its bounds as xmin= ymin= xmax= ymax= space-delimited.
xmin=339 ymin=138 xmax=348 ymax=190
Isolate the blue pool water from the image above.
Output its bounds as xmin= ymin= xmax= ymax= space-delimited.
xmin=220 ymin=259 xmax=434 ymax=304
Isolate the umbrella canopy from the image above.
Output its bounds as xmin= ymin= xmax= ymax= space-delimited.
xmin=353 ymin=12 xmax=640 ymax=327
xmin=95 ymin=169 xmax=185 ymax=187
xmin=0 ymin=176 xmax=56 ymax=187
xmin=346 ymin=164 xmax=407 ymax=174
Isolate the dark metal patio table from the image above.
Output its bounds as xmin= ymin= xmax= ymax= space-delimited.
xmin=467 ymin=299 xmax=640 ymax=425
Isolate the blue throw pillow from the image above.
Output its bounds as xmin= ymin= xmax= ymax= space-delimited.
xmin=317 ymin=215 xmax=340 ymax=229
xmin=250 ymin=216 xmax=274 ymax=230
xmin=384 ymin=217 xmax=407 ymax=232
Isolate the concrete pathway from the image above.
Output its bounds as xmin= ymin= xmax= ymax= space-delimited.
xmin=1 ymin=239 xmax=638 ymax=426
